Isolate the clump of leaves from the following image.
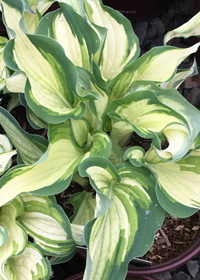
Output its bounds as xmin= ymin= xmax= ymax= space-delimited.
xmin=0 ymin=1 xmax=199 ymax=279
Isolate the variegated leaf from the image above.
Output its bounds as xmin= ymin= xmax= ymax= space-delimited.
xmin=104 ymin=90 xmax=193 ymax=161
xmin=2 ymin=0 xmax=85 ymax=124
xmin=58 ymin=0 xmax=86 ymax=18
xmin=152 ymin=86 xmax=200 ymax=161
xmin=17 ymin=193 xmax=77 ymax=258
xmin=19 ymin=93 xmax=48 ymax=129
xmin=108 ymin=43 xmax=200 ymax=101
xmin=145 ymin=147 xmax=200 ymax=215
xmin=84 ymin=0 xmax=140 ymax=81
xmin=69 ymin=190 xmax=96 ymax=246
xmin=0 ymin=226 xmax=8 ymax=248
xmin=0 ymin=197 xmax=27 ymax=280
xmin=0 ymin=121 xmax=87 ymax=207
xmin=125 ymin=81 xmax=200 ymax=161
xmin=5 ymin=71 xmax=27 ymax=93
xmin=70 ymin=119 xmax=92 ymax=150
xmin=164 ymin=11 xmax=200 ymax=44
xmin=90 ymin=130 xmax=112 ymax=158
xmin=107 ymin=117 xmax=134 ymax=147
xmin=0 ymin=134 xmax=17 ymax=175
xmin=5 ymin=93 xmax=20 ymax=112
xmin=69 ymin=190 xmax=96 ymax=225
xmin=0 ymin=106 xmax=48 ymax=165
xmin=36 ymin=4 xmax=100 ymax=71
xmin=0 ymin=67 xmax=11 ymax=92
xmin=77 ymin=67 xmax=109 ymax=131
xmin=108 ymin=140 xmax=124 ymax=165
xmin=21 ymin=0 xmax=34 ymax=12
xmin=0 ymin=36 xmax=8 ymax=90
xmin=70 ymin=119 xmax=112 ymax=157
xmin=72 ymin=172 xmax=90 ymax=189
xmin=79 ymin=158 xmax=165 ymax=280
xmin=4 ymin=243 xmax=51 ymax=280
xmin=36 ymin=0 xmax=57 ymax=15
xmin=23 ymin=0 xmax=40 ymax=34
xmin=124 ymin=146 xmax=145 ymax=167
xmin=161 ymin=60 xmax=198 ymax=89
xmin=0 ymin=36 xmax=8 ymax=72
xmin=71 ymin=224 xmax=85 ymax=246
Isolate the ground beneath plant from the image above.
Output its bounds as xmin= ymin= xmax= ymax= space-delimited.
xmin=141 ymin=212 xmax=200 ymax=265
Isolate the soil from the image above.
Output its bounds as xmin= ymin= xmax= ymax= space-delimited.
xmin=55 ymin=181 xmax=85 ymax=219
xmin=141 ymin=211 xmax=200 ymax=265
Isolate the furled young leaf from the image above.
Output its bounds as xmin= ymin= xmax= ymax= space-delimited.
xmin=4 ymin=243 xmax=51 ymax=280
xmin=84 ymin=0 xmax=140 ymax=81
xmin=36 ymin=0 xmax=57 ymax=15
xmin=36 ymin=3 xmax=100 ymax=71
xmin=79 ymin=158 xmax=165 ymax=280
xmin=124 ymin=146 xmax=145 ymax=167
xmin=107 ymin=117 xmax=134 ymax=147
xmin=89 ymin=130 xmax=112 ymax=158
xmin=0 ymin=197 xmax=27 ymax=280
xmin=4 ymin=93 xmax=20 ymax=112
xmin=108 ymin=43 xmax=200 ymax=101
xmin=17 ymin=193 xmax=77 ymax=258
xmin=21 ymin=0 xmax=40 ymax=34
xmin=154 ymin=86 xmax=200 ymax=141
xmin=69 ymin=190 xmax=96 ymax=225
xmin=0 ymin=120 xmax=87 ymax=207
xmin=2 ymin=0 xmax=86 ymax=124
xmin=108 ymin=140 xmax=124 ymax=165
xmin=164 ymin=11 xmax=200 ymax=44
xmin=70 ymin=119 xmax=112 ymax=156
xmin=125 ymin=81 xmax=200 ymax=161
xmin=71 ymin=224 xmax=85 ymax=246
xmin=151 ymin=85 xmax=200 ymax=161
xmin=70 ymin=118 xmax=92 ymax=150
xmin=77 ymin=67 xmax=109 ymax=131
xmin=69 ymin=190 xmax=96 ymax=245
xmin=0 ymin=106 xmax=48 ymax=165
xmin=76 ymin=66 xmax=106 ymax=101
xmin=104 ymin=89 xmax=193 ymax=161
xmin=161 ymin=60 xmax=198 ymax=89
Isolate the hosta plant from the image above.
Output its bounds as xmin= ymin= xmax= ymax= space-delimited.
xmin=0 ymin=0 xmax=200 ymax=279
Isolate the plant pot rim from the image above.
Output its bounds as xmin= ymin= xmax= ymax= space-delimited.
xmin=65 ymin=271 xmax=158 ymax=280
xmin=102 ymin=0 xmax=174 ymax=21
xmin=77 ymin=232 xmax=200 ymax=276
xmin=128 ymin=232 xmax=200 ymax=275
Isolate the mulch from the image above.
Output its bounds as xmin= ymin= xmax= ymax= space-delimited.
xmin=141 ymin=211 xmax=200 ymax=265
